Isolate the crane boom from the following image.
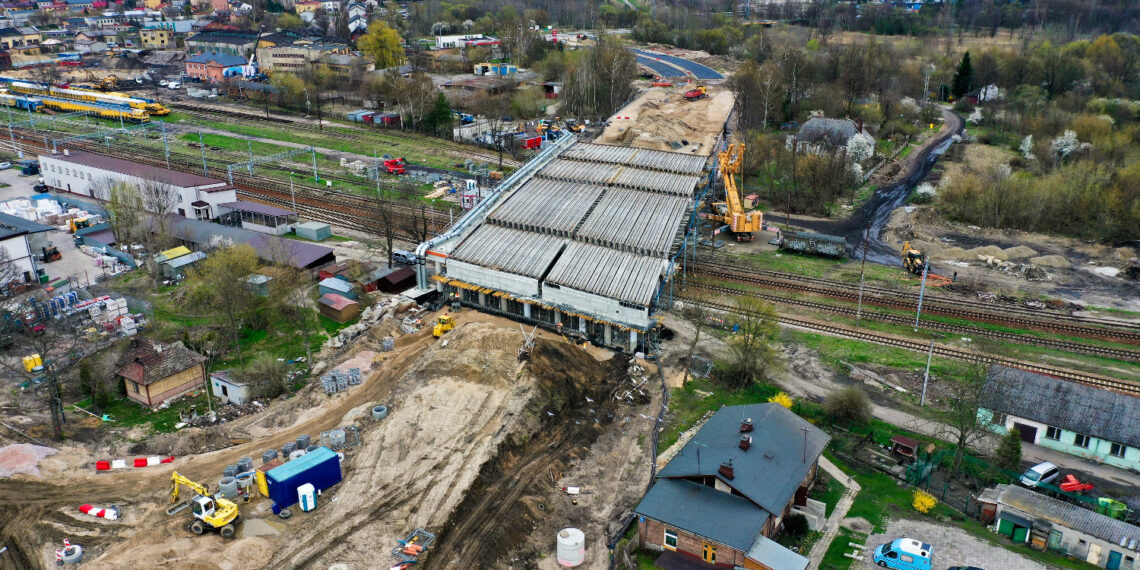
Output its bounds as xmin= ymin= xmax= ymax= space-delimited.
xmin=708 ymin=143 xmax=763 ymax=240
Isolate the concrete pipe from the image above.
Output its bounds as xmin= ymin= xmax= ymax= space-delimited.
xmin=372 ymin=405 xmax=388 ymax=420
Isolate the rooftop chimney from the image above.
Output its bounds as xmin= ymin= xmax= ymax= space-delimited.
xmin=739 ymin=435 xmax=752 ymax=451
xmin=718 ymin=459 xmax=734 ymax=480
xmin=740 ymin=418 xmax=753 ymax=433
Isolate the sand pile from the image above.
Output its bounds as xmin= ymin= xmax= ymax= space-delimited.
xmin=1030 ymin=255 xmax=1071 ymax=268
xmin=967 ymin=245 xmax=1007 ymax=259
xmin=1003 ymin=245 xmax=1038 ymax=259
xmin=596 ymin=86 xmax=733 ymax=153
xmin=0 ymin=444 xmax=57 ymax=478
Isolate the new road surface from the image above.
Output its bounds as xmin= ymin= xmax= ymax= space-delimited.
xmin=632 ymin=49 xmax=723 ymax=80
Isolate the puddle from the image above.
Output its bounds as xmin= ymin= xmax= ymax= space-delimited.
xmin=237 ymin=518 xmax=286 ymax=538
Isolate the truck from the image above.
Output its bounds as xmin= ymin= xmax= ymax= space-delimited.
xmin=384 ymin=158 xmax=406 ymax=175
xmin=684 ymin=86 xmax=708 ymax=101
xmin=872 ymin=537 xmax=933 ymax=569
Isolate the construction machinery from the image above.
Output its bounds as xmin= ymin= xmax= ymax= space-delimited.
xmin=384 ymin=157 xmax=406 ymax=175
xmin=41 ymin=244 xmax=60 ymax=263
xmin=432 ymin=314 xmax=454 ymax=338
xmin=85 ymin=72 xmax=118 ymax=91
xmin=901 ymin=241 xmax=926 ymax=275
xmin=564 ymin=119 xmax=585 ymax=133
xmin=684 ymin=85 xmax=708 ymax=101
xmin=170 ymin=471 xmax=241 ymax=538
xmin=707 ymin=143 xmax=763 ymax=241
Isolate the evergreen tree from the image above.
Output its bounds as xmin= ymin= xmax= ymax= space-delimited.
xmin=994 ymin=428 xmax=1023 ymax=474
xmin=951 ymin=51 xmax=974 ymax=100
xmin=422 ymin=92 xmax=453 ymax=136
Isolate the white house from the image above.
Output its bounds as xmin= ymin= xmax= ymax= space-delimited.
xmin=435 ymin=33 xmax=498 ymax=48
xmin=39 ymin=150 xmax=237 ymax=220
xmin=0 ymin=213 xmax=46 ymax=287
xmin=210 ymin=369 xmax=252 ymax=405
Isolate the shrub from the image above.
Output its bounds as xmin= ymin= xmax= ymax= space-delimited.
xmin=913 ymin=489 xmax=937 ymax=513
xmin=824 ymin=386 xmax=872 ymax=425
xmin=783 ymin=513 xmax=810 ymax=537
xmin=768 ymin=392 xmax=794 ymax=409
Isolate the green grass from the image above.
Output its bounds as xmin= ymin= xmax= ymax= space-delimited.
xmin=320 ymin=314 xmax=355 ymax=337
xmin=784 ymin=328 xmax=958 ymax=378
xmin=635 ymin=551 xmax=660 ymax=569
xmin=76 ymin=392 xmax=212 ymax=434
xmin=658 ymin=378 xmax=781 ymax=451
xmin=181 ymin=132 xmax=295 ymax=155
xmin=813 ymin=472 xmax=848 ymax=517
xmin=818 ymin=528 xmax=866 ymax=570
xmin=718 ymin=249 xmax=845 ymax=278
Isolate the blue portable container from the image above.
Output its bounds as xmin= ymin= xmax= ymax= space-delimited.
xmin=265 ymin=446 xmax=342 ymax=512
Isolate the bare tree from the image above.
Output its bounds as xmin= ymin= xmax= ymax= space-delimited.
xmin=98 ymin=178 xmax=144 ymax=248
xmin=928 ymin=352 xmax=996 ymax=475
xmin=138 ymin=179 xmax=181 ymax=284
xmin=678 ymin=288 xmax=712 ymax=385
xmin=724 ymin=296 xmax=781 ymax=388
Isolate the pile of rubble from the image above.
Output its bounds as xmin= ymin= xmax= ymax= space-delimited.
xmin=977 ymin=254 xmax=1050 ymax=281
xmin=324 ymin=296 xmax=417 ymax=350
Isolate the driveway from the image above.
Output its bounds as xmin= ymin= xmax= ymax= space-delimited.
xmin=862 ymin=518 xmax=1044 ymax=570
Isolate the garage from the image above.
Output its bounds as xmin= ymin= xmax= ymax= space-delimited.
xmin=997 ymin=511 xmax=1034 ymax=543
xmin=1014 ymin=422 xmax=1038 ymax=444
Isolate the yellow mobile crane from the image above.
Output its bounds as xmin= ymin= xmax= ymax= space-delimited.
xmin=171 ymin=471 xmax=241 ymax=538
xmin=708 ymin=143 xmax=763 ymax=241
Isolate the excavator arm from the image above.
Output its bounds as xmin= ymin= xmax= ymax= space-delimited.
xmin=171 ymin=471 xmax=210 ymax=504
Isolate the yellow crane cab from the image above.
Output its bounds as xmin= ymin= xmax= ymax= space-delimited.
xmin=433 ymin=314 xmax=454 ymax=338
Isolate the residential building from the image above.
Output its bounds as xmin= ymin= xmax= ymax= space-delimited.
xmin=39 ymin=149 xmax=237 ymax=220
xmin=210 ymin=369 xmax=252 ymax=405
xmin=979 ymin=366 xmax=1140 ymax=472
xmin=139 ymin=26 xmax=173 ymax=48
xmin=978 ymin=484 xmax=1140 ymax=569
xmin=293 ymin=0 xmax=317 ymax=13
xmin=794 ymin=116 xmax=873 ymax=148
xmin=634 ymin=403 xmax=825 ymax=569
xmin=115 ymin=337 xmax=208 ymax=408
xmin=347 ymin=13 xmax=366 ymax=34
xmin=255 ymin=40 xmax=345 ymax=73
xmin=0 ymin=212 xmax=49 ymax=290
xmin=184 ymin=50 xmax=246 ymax=82
xmin=318 ymin=0 xmax=337 ymax=12
xmin=185 ymin=28 xmax=257 ymax=56
xmin=0 ymin=25 xmax=38 ymax=49
xmin=208 ymin=0 xmax=226 ymax=11
xmin=345 ymin=0 xmax=363 ymax=18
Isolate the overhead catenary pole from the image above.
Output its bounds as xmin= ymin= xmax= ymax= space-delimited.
xmin=198 ymin=129 xmax=208 ymax=175
xmin=920 ymin=335 xmax=935 ymax=406
xmin=161 ymin=120 xmax=170 ymax=170
xmin=914 ymin=259 xmax=930 ymax=330
xmin=855 ymin=220 xmax=871 ymax=326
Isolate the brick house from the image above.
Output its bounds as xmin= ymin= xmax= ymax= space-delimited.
xmin=185 ymin=50 xmax=246 ymax=82
xmin=115 ymin=337 xmax=207 ymax=408
xmin=634 ymin=403 xmax=827 ymax=569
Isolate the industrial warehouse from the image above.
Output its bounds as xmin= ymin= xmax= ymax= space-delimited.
xmin=415 ymin=136 xmax=713 ymax=351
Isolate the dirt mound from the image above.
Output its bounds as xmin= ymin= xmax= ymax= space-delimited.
xmin=129 ymin=427 xmax=232 ymax=457
xmin=966 ymin=245 xmax=1007 ymax=259
xmin=1030 ymin=255 xmax=1072 ymax=268
xmin=414 ymin=322 xmax=526 ymax=387
xmin=1003 ymin=245 xmax=1038 ymax=259
xmin=595 ymin=86 xmax=733 ymax=154
xmin=941 ymin=246 xmax=972 ymax=261
xmin=0 ymin=444 xmax=56 ymax=478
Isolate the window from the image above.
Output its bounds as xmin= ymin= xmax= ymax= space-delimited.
xmin=1045 ymin=426 xmax=1062 ymax=440
xmin=221 ymin=385 xmax=229 ymax=397
xmin=1111 ymin=443 xmax=1127 ymax=458
xmin=990 ymin=412 xmax=1007 ymax=426
xmin=132 ymin=381 xmax=139 ymax=393
xmin=900 ymin=554 xmax=915 ymax=563
xmin=663 ymin=529 xmax=677 ymax=550
xmin=1074 ymin=433 xmax=1091 ymax=448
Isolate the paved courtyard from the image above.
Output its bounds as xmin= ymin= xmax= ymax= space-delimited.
xmin=861 ymin=518 xmax=1044 ymax=570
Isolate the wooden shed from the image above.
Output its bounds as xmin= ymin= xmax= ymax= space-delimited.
xmin=319 ymin=293 xmax=360 ymax=323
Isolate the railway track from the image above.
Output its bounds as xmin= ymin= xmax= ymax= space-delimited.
xmin=685 ymin=283 xmax=1140 ymax=363
xmin=692 ymin=261 xmax=1140 ymax=344
xmin=692 ymin=298 xmax=1140 ymax=396
xmin=172 ymin=103 xmax=522 ymax=168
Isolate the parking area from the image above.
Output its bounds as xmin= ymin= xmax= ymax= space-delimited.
xmin=0 ymin=167 xmax=108 ymax=287
xmin=863 ymin=518 xmax=1045 ymax=570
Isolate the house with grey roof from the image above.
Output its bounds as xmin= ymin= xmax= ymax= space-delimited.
xmin=978 ymin=484 xmax=1140 ymax=568
xmin=978 ymin=366 xmax=1140 ymax=472
xmin=634 ymin=403 xmax=827 ymax=569
xmin=794 ymin=116 xmax=874 ymax=148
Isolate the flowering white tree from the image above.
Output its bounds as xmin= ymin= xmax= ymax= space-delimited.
xmin=1020 ymin=135 xmax=1036 ymax=161
xmin=1049 ymin=130 xmax=1090 ymax=162
xmin=915 ymin=182 xmax=937 ymax=198
xmin=846 ymin=133 xmax=874 ymax=163
xmin=966 ymin=107 xmax=984 ymax=124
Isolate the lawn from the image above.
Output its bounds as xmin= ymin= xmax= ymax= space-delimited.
xmin=818 ymin=527 xmax=867 ymax=570
xmin=75 ymin=391 xmax=211 ymax=434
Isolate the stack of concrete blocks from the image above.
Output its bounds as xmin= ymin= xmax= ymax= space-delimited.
xmin=347 ymin=368 xmax=361 ymax=386
xmin=323 ymin=296 xmax=406 ymax=349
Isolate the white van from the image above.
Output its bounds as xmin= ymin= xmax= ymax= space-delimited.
xmin=873 ymin=537 xmax=933 ymax=569
xmin=1020 ymin=462 xmax=1060 ymax=488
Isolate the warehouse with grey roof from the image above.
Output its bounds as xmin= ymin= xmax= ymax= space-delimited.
xmin=414 ymin=136 xmax=715 ymax=351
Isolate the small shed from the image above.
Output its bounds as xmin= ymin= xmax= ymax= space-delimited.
xmin=319 ymin=276 xmax=357 ymax=300
xmin=244 ymin=273 xmax=273 ymax=297
xmin=319 ymin=293 xmax=360 ymax=323
xmin=161 ymin=250 xmax=207 ymax=279
xmin=210 ymin=369 xmax=251 ymax=405
xmin=295 ymin=221 xmax=331 ymax=242
xmin=154 ymin=245 xmax=192 ymax=263
xmin=378 ymin=266 xmax=415 ymax=293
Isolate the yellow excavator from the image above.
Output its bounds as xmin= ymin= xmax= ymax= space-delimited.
xmin=85 ymin=71 xmax=118 ymax=91
xmin=901 ymin=241 xmax=927 ymax=275
xmin=171 ymin=471 xmax=241 ymax=538
xmin=708 ymin=143 xmax=763 ymax=242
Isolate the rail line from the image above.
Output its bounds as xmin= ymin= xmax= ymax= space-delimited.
xmin=685 ymin=283 xmax=1140 ymax=363
xmin=692 ymin=261 xmax=1140 ymax=344
xmin=692 ymin=298 xmax=1140 ymax=396
xmin=172 ymin=104 xmax=522 ymax=168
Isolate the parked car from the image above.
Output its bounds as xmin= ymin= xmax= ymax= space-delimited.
xmin=873 ymin=537 xmax=932 ymax=569
xmin=393 ymin=250 xmax=416 ymax=265
xmin=0 ymin=162 xmax=12 ymax=170
xmin=1019 ymin=461 xmax=1060 ymax=488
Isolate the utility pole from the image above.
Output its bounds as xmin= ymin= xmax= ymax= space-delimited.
xmin=855 ymin=221 xmax=871 ymax=326
xmin=289 ymin=173 xmax=298 ymax=216
xmin=914 ymin=259 xmax=930 ymax=330
xmin=198 ymin=129 xmax=208 ymax=175
xmin=920 ymin=335 xmax=936 ymax=406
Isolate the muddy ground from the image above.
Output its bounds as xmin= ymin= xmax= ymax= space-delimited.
xmin=0 ymin=309 xmax=660 ymax=570
xmin=594 ymin=84 xmax=734 ymax=154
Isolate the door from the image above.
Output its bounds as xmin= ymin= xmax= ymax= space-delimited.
xmin=998 ymin=518 xmax=1014 ymax=537
xmin=1107 ymin=550 xmax=1123 ymax=570
xmin=1048 ymin=530 xmax=1063 ymax=551
xmin=1012 ymin=526 xmax=1029 ymax=543
xmin=1014 ymin=422 xmax=1037 ymax=443
xmin=701 ymin=543 xmax=716 ymax=564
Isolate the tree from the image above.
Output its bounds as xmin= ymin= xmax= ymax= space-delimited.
xmin=271 ymin=73 xmax=306 ymax=107
xmin=191 ymin=244 xmax=260 ymax=357
xmin=358 ymin=21 xmax=404 ymax=69
xmin=951 ymin=51 xmax=973 ymax=99
xmin=98 ymin=178 xmax=143 ymax=248
xmin=233 ymin=353 xmax=289 ymax=398
xmin=722 ymin=296 xmax=780 ymax=388
xmin=929 ymin=355 xmax=993 ymax=475
xmin=678 ymin=288 xmax=712 ymax=386
xmin=421 ymin=91 xmax=453 ymax=136
xmin=994 ymin=428 xmax=1023 ymax=474
xmin=824 ymin=386 xmax=872 ymax=425
xmin=276 ymin=12 xmax=302 ymax=30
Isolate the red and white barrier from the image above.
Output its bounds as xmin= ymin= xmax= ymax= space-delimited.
xmin=95 ymin=456 xmax=173 ymax=471
xmin=79 ymin=504 xmax=119 ymax=520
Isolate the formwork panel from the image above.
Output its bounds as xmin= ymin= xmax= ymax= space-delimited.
xmin=575 ymin=189 xmax=689 ymax=257
xmin=487 ymin=179 xmax=606 ymax=236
